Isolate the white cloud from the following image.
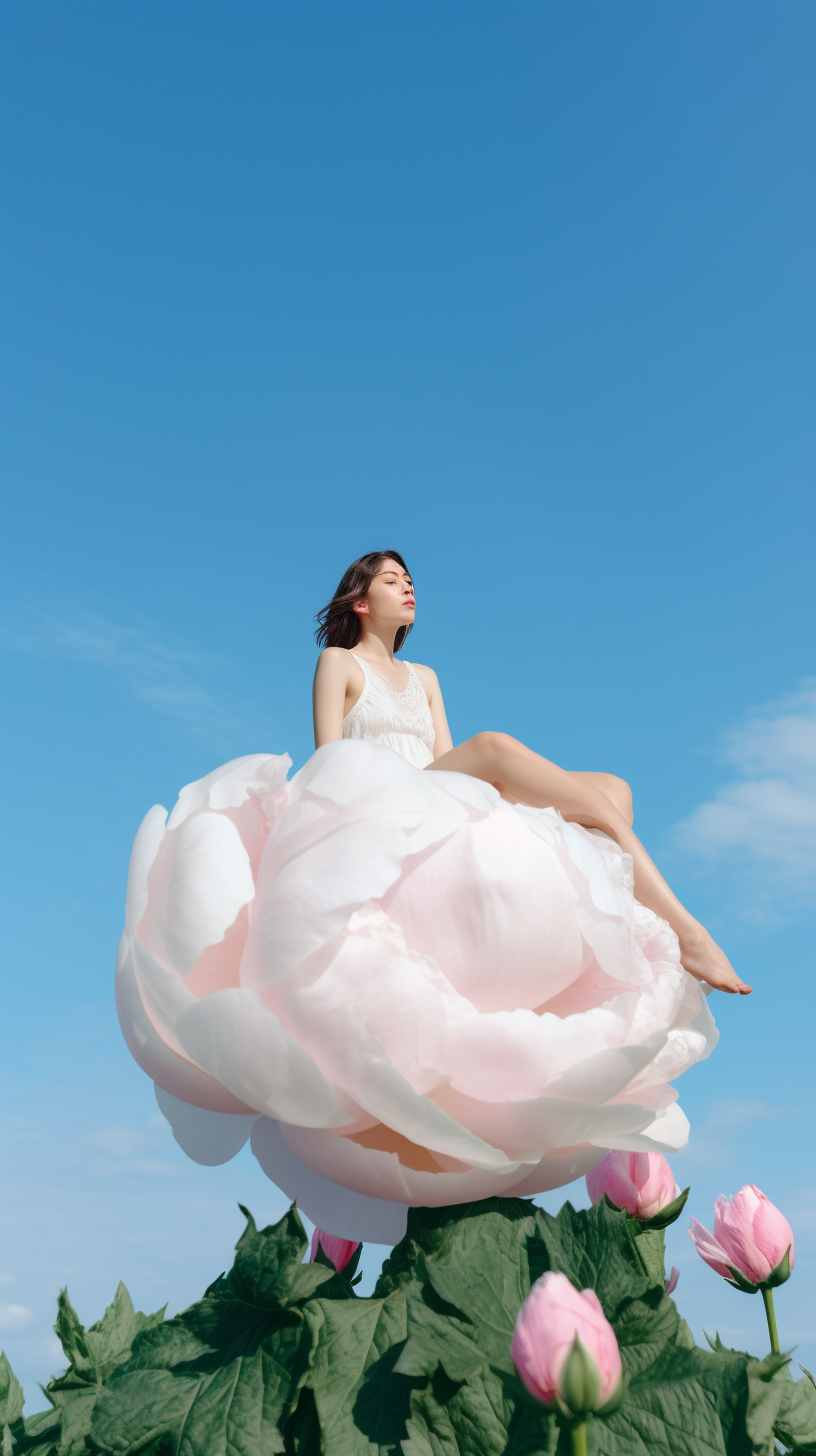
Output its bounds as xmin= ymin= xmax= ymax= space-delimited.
xmin=0 ymin=606 xmax=272 ymax=744
xmin=83 ymin=1114 xmax=189 ymax=1178
xmin=0 ymin=1304 xmax=35 ymax=1334
xmin=673 ymin=682 xmax=816 ymax=918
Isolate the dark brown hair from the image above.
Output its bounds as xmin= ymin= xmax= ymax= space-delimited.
xmin=315 ymin=551 xmax=413 ymax=652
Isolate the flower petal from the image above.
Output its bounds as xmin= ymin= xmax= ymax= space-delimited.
xmin=173 ymin=988 xmax=355 ymax=1128
xmin=154 ymin=1084 xmax=258 ymax=1164
xmin=139 ymin=812 xmax=255 ymax=977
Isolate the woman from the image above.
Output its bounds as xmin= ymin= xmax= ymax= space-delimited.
xmin=117 ymin=547 xmax=736 ymax=1243
xmin=313 ymin=549 xmax=750 ymax=997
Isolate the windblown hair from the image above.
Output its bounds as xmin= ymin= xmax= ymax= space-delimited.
xmin=315 ymin=550 xmax=413 ymax=652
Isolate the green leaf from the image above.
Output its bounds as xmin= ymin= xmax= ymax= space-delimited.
xmin=745 ymin=1352 xmax=795 ymax=1454
xmin=0 ymin=1352 xmax=25 ymax=1456
xmin=90 ymin=1203 xmax=354 ymax=1456
xmin=380 ymin=1196 xmax=755 ymax=1456
xmin=15 ymin=1283 xmax=166 ymax=1456
xmin=53 ymin=1292 xmax=90 ymax=1376
xmin=773 ymin=1370 xmax=816 ymax=1453
xmin=13 ymin=1194 xmax=773 ymax=1455
xmin=230 ymin=1204 xmax=335 ymax=1308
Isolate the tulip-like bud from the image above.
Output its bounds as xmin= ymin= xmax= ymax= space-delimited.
xmin=689 ymin=1185 xmax=795 ymax=1293
xmin=665 ymin=1267 xmax=680 ymax=1296
xmin=511 ymin=1272 xmax=622 ymax=1418
xmin=586 ymin=1151 xmax=679 ymax=1220
xmin=309 ymin=1228 xmax=360 ymax=1274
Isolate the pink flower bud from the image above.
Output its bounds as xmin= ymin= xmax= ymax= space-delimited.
xmin=586 ymin=1151 xmax=678 ymax=1219
xmin=689 ymin=1185 xmax=795 ymax=1288
xmin=511 ymin=1271 xmax=622 ymax=1413
xmin=665 ymin=1267 xmax=680 ymax=1296
xmin=309 ymin=1227 xmax=360 ymax=1273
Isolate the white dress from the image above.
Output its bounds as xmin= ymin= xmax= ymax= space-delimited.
xmin=117 ymin=656 xmax=718 ymax=1245
xmin=342 ymin=654 xmax=435 ymax=768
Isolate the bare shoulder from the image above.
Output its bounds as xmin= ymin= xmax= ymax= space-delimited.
xmin=314 ymin=646 xmax=357 ymax=681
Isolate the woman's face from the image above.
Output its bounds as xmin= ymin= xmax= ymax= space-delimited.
xmin=356 ymin=558 xmax=415 ymax=630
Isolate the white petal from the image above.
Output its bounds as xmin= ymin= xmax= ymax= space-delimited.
xmin=139 ymin=812 xmax=255 ymax=977
xmin=278 ymin=1121 xmax=528 ymax=1203
xmin=166 ymin=754 xmax=291 ymax=828
xmin=275 ymin=922 xmax=518 ymax=1170
xmin=441 ymin=1010 xmax=609 ymax=1102
xmin=125 ymin=805 xmax=167 ymax=928
xmin=250 ymin=1118 xmax=409 ymax=1244
xmin=544 ymin=1034 xmax=668 ymax=1103
xmin=383 ymin=807 xmax=584 ymax=1012
xmin=174 ymin=988 xmax=354 ymax=1128
xmin=592 ymin=1100 xmax=690 ymax=1153
xmin=275 ymin=1121 xmax=601 ymax=1211
xmin=430 ymin=1082 xmax=668 ymax=1154
xmin=115 ymin=934 xmax=255 ymax=1112
xmin=154 ymin=1084 xmax=258 ymax=1165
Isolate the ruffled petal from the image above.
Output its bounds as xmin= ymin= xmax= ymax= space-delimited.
xmin=166 ymin=754 xmax=291 ymax=829
xmin=382 ymin=805 xmax=584 ymax=1012
xmin=174 ymin=988 xmax=355 ymax=1128
xmin=250 ymin=1118 xmax=408 ymax=1243
xmin=139 ymin=812 xmax=255 ymax=977
xmin=154 ymin=1084 xmax=258 ymax=1164
xmin=115 ymin=934 xmax=254 ymax=1113
xmin=125 ymin=805 xmax=168 ymax=929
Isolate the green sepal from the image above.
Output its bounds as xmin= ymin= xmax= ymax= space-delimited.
xmin=636 ymin=1185 xmax=690 ymax=1230
xmin=558 ymin=1335 xmax=602 ymax=1419
xmin=725 ymin=1264 xmax=761 ymax=1294
xmin=762 ymin=1244 xmax=792 ymax=1289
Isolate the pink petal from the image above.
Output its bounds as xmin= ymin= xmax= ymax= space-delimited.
xmin=688 ymin=1216 xmax=734 ymax=1281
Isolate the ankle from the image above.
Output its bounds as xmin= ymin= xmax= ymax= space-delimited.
xmin=677 ymin=918 xmax=707 ymax=950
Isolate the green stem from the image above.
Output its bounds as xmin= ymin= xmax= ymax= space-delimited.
xmin=571 ymin=1421 xmax=588 ymax=1456
xmin=762 ymin=1286 xmax=780 ymax=1355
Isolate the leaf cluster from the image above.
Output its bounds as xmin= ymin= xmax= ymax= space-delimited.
xmin=4 ymin=1195 xmax=815 ymax=1455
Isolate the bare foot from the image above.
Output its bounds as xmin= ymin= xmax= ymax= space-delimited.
xmin=678 ymin=923 xmax=753 ymax=995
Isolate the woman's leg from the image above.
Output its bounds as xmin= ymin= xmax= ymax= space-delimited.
xmin=571 ymin=770 xmax=634 ymax=827
xmin=426 ymin=733 xmax=751 ymax=996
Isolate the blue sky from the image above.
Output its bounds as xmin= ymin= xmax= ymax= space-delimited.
xmin=1 ymin=0 xmax=814 ymax=1407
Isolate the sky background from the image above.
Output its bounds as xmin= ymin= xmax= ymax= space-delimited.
xmin=1 ymin=0 xmax=814 ymax=1410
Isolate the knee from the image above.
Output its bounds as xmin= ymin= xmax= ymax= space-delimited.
xmin=471 ymin=730 xmax=522 ymax=763
xmin=600 ymin=773 xmax=633 ymax=826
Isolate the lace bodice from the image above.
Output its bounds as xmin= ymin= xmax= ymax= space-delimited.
xmin=343 ymin=654 xmax=435 ymax=767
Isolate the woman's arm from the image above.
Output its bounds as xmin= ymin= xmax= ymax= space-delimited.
xmin=413 ymin=665 xmax=454 ymax=757
xmin=312 ymin=648 xmax=357 ymax=748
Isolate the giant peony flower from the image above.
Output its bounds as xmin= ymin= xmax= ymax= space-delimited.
xmin=116 ymin=743 xmax=718 ymax=1243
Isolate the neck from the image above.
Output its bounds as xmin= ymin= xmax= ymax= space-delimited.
xmin=355 ymin=623 xmax=399 ymax=662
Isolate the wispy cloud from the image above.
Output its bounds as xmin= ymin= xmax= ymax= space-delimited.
xmin=1 ymin=607 xmax=271 ymax=745
xmin=83 ymin=1113 xmax=190 ymax=1179
xmin=673 ymin=682 xmax=816 ymax=920
xmin=0 ymin=1304 xmax=35 ymax=1334
xmin=672 ymin=1097 xmax=809 ymax=1175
